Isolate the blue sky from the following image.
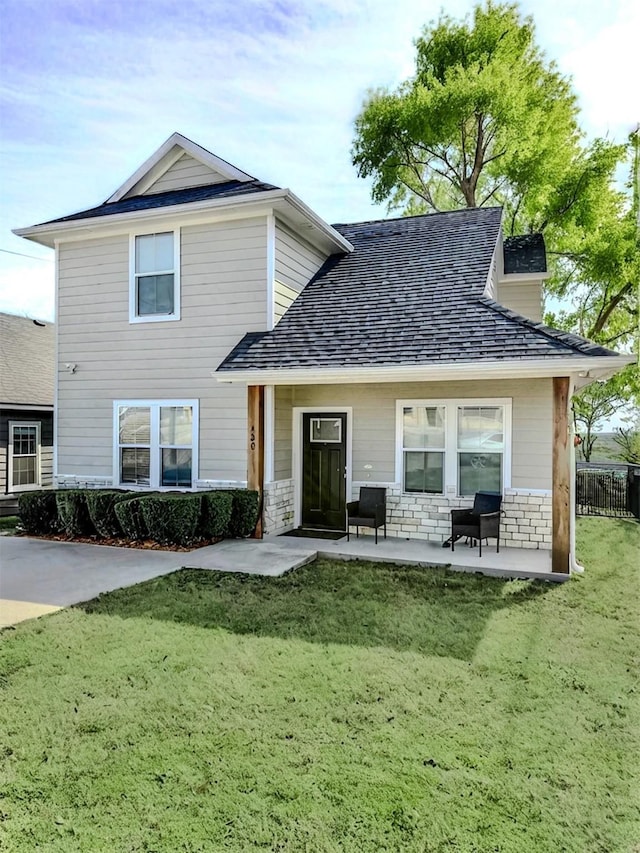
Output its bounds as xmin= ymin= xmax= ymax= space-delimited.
xmin=2 ymin=0 xmax=638 ymax=324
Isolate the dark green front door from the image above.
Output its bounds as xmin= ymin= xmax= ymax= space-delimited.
xmin=301 ymin=412 xmax=347 ymax=530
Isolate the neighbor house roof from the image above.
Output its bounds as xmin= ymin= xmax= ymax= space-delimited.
xmin=0 ymin=313 xmax=55 ymax=408
xmin=218 ymin=207 xmax=620 ymax=376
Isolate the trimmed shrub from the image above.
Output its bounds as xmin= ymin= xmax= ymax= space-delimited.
xmin=140 ymin=493 xmax=202 ymax=547
xmin=17 ymin=490 xmax=58 ymax=534
xmin=200 ymin=490 xmax=233 ymax=539
xmin=114 ymin=496 xmax=150 ymax=541
xmin=227 ymin=489 xmax=260 ymax=538
xmin=56 ymin=490 xmax=94 ymax=536
xmin=85 ymin=490 xmax=127 ymax=538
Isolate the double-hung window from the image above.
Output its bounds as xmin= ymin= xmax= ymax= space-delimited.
xmin=115 ymin=400 xmax=198 ymax=488
xmin=8 ymin=422 xmax=41 ymax=491
xmin=130 ymin=231 xmax=180 ymax=323
xmin=397 ymin=399 xmax=511 ymax=496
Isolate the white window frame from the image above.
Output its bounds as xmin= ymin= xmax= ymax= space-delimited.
xmin=129 ymin=229 xmax=181 ymax=324
xmin=8 ymin=421 xmax=41 ymax=492
xmin=396 ymin=398 xmax=512 ymax=497
xmin=113 ymin=399 xmax=198 ymax=489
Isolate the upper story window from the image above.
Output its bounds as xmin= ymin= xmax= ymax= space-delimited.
xmin=129 ymin=230 xmax=180 ymax=323
xmin=397 ymin=399 xmax=511 ymax=497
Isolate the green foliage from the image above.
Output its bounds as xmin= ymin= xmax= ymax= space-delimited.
xmin=573 ymin=367 xmax=640 ymax=462
xmin=55 ymin=489 xmax=94 ymax=536
xmin=17 ymin=490 xmax=58 ymax=534
xmin=140 ymin=494 xmax=202 ymax=546
xmin=613 ymin=425 xmax=640 ymax=465
xmin=227 ymin=489 xmax=260 ymax=537
xmin=113 ymin=495 xmax=149 ymax=541
xmin=353 ymin=2 xmax=581 ymax=216
xmin=85 ymin=490 xmax=127 ymax=538
xmin=200 ymin=490 xmax=234 ymax=539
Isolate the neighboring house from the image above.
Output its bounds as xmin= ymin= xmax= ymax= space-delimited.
xmin=0 ymin=312 xmax=55 ymax=515
xmin=14 ymin=133 xmax=633 ymax=572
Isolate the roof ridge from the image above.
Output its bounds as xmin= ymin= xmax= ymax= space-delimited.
xmin=332 ymin=205 xmax=503 ymax=230
xmin=478 ymin=297 xmax=620 ymax=357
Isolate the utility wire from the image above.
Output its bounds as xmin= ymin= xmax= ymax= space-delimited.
xmin=0 ymin=248 xmax=53 ymax=261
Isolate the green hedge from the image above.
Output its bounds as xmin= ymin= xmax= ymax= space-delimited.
xmin=141 ymin=494 xmax=202 ymax=546
xmin=85 ymin=490 xmax=128 ymax=538
xmin=17 ymin=490 xmax=59 ymax=535
xmin=200 ymin=490 xmax=234 ymax=539
xmin=56 ymin=490 xmax=94 ymax=536
xmin=114 ymin=496 xmax=150 ymax=541
xmin=227 ymin=489 xmax=260 ymax=538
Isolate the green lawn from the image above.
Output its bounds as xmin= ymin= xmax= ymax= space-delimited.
xmin=1 ymin=518 xmax=638 ymax=852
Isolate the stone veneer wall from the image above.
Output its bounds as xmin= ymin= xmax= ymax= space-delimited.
xmin=350 ymin=482 xmax=552 ymax=550
xmin=263 ymin=478 xmax=295 ymax=535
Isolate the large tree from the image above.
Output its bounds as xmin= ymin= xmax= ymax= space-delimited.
xmin=352 ymin=2 xmax=637 ymax=410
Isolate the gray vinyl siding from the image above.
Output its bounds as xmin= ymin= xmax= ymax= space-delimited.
xmin=274 ymin=386 xmax=293 ymax=479
xmin=56 ymin=217 xmax=268 ymax=483
xmin=274 ymin=281 xmax=300 ymax=325
xmin=144 ymin=153 xmax=228 ymax=194
xmin=274 ymin=220 xmax=327 ymax=294
xmin=274 ymin=379 xmax=552 ymax=490
xmin=498 ymin=281 xmax=543 ymax=322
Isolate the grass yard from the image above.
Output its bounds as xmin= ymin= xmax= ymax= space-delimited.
xmin=1 ymin=518 xmax=638 ymax=852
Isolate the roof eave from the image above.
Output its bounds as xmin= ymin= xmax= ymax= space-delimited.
xmin=215 ymin=354 xmax=635 ymax=386
xmin=13 ymin=189 xmax=354 ymax=254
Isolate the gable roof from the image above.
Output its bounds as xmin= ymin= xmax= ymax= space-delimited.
xmin=38 ymin=180 xmax=280 ymax=225
xmin=0 ymin=313 xmax=55 ymax=408
xmin=218 ymin=207 xmax=625 ymax=379
xmin=107 ymin=132 xmax=255 ymax=202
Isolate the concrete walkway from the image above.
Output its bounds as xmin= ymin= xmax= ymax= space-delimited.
xmin=0 ymin=531 xmax=562 ymax=629
xmin=0 ymin=536 xmax=316 ymax=628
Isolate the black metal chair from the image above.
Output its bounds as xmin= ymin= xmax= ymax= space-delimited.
xmin=449 ymin=491 xmax=502 ymax=556
xmin=347 ymin=487 xmax=387 ymax=544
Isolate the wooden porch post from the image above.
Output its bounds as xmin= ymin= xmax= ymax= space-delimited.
xmin=552 ymin=377 xmax=571 ymax=574
xmin=247 ymin=385 xmax=265 ymax=539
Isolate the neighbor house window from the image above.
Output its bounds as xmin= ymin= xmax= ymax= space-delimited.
xmin=397 ymin=399 xmax=511 ymax=496
xmin=8 ymin=422 xmax=41 ymax=491
xmin=129 ymin=231 xmax=180 ymax=323
xmin=114 ymin=400 xmax=198 ymax=488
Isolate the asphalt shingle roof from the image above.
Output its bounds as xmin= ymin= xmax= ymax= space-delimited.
xmin=40 ymin=180 xmax=280 ymax=225
xmin=218 ymin=207 xmax=618 ymax=372
xmin=0 ymin=313 xmax=55 ymax=407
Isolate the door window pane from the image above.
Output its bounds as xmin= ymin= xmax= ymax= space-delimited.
xmin=404 ymin=451 xmax=444 ymax=494
xmin=310 ymin=418 xmax=342 ymax=443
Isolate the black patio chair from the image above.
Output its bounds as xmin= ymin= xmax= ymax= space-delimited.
xmin=347 ymin=487 xmax=387 ymax=544
xmin=447 ymin=491 xmax=502 ymax=557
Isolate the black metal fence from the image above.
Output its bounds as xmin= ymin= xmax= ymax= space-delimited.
xmin=576 ymin=463 xmax=640 ymax=519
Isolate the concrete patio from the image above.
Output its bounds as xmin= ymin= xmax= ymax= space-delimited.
xmin=266 ymin=530 xmax=562 ymax=582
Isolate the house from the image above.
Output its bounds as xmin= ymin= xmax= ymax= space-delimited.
xmin=0 ymin=312 xmax=55 ymax=515
xmin=14 ymin=133 xmax=633 ymax=572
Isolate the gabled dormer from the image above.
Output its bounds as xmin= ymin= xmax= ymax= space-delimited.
xmin=486 ymin=231 xmax=550 ymax=322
